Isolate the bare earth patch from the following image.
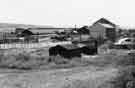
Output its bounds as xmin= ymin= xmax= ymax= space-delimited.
xmin=0 ymin=66 xmax=118 ymax=88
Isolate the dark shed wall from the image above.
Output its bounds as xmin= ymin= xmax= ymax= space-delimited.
xmin=49 ymin=44 xmax=82 ymax=58
xmin=106 ymin=28 xmax=116 ymax=42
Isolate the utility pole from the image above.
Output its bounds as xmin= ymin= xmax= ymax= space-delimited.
xmin=75 ymin=24 xmax=78 ymax=31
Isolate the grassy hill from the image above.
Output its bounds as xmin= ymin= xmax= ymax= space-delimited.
xmin=0 ymin=23 xmax=54 ymax=32
xmin=0 ymin=23 xmax=53 ymax=28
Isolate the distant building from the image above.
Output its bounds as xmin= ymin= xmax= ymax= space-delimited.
xmin=89 ymin=18 xmax=117 ymax=42
xmin=15 ymin=27 xmax=71 ymax=35
xmin=15 ymin=27 xmax=72 ymax=42
xmin=71 ymin=34 xmax=90 ymax=43
xmin=70 ymin=26 xmax=91 ymax=42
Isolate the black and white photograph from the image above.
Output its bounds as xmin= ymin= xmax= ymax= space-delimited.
xmin=0 ymin=0 xmax=135 ymax=88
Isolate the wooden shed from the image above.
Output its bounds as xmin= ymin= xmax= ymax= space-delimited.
xmin=49 ymin=39 xmax=98 ymax=59
xmin=49 ymin=44 xmax=82 ymax=59
xmin=80 ymin=39 xmax=98 ymax=55
xmin=89 ymin=18 xmax=116 ymax=42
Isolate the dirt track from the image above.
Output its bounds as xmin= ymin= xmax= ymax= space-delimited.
xmin=0 ymin=66 xmax=118 ymax=88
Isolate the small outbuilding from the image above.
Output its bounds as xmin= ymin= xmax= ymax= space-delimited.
xmin=49 ymin=39 xmax=98 ymax=59
xmin=49 ymin=44 xmax=82 ymax=59
xmin=80 ymin=39 xmax=98 ymax=55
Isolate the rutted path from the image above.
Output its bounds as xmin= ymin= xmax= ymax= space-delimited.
xmin=0 ymin=66 xmax=118 ymax=88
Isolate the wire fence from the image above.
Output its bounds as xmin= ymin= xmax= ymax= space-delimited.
xmin=0 ymin=40 xmax=72 ymax=49
xmin=0 ymin=32 xmax=42 ymax=49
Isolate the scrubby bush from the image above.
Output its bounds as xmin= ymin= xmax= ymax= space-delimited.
xmin=63 ymin=79 xmax=91 ymax=88
xmin=47 ymin=55 xmax=88 ymax=69
xmin=0 ymin=49 xmax=50 ymax=70
xmin=98 ymin=41 xmax=113 ymax=55
xmin=96 ymin=51 xmax=135 ymax=88
xmin=110 ymin=66 xmax=135 ymax=88
xmin=0 ymin=47 xmax=134 ymax=71
xmin=48 ymin=55 xmax=70 ymax=64
xmin=116 ymin=55 xmax=135 ymax=67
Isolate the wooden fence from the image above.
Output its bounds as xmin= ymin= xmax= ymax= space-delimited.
xmin=0 ymin=41 xmax=72 ymax=49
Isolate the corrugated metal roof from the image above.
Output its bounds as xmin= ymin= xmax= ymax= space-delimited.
xmin=60 ymin=44 xmax=79 ymax=50
xmin=98 ymin=23 xmax=114 ymax=28
xmin=93 ymin=18 xmax=116 ymax=27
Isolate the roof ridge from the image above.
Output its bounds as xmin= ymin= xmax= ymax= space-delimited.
xmin=93 ymin=18 xmax=116 ymax=27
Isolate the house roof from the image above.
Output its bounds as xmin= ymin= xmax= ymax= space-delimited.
xmin=93 ymin=18 xmax=116 ymax=27
xmin=98 ymin=23 xmax=115 ymax=28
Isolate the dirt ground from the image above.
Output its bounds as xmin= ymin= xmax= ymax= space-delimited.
xmin=0 ymin=66 xmax=118 ymax=88
xmin=0 ymin=48 xmax=130 ymax=88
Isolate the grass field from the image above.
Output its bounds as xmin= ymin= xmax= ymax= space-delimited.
xmin=0 ymin=48 xmax=134 ymax=88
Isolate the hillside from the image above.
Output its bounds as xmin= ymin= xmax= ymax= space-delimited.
xmin=0 ymin=23 xmax=53 ymax=28
xmin=0 ymin=23 xmax=54 ymax=32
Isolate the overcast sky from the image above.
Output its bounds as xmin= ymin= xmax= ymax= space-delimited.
xmin=0 ymin=0 xmax=134 ymax=27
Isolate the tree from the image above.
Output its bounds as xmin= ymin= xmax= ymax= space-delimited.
xmin=77 ymin=26 xmax=90 ymax=34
